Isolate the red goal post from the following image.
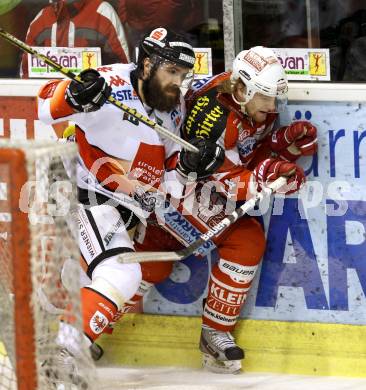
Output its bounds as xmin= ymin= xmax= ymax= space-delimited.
xmin=0 ymin=140 xmax=95 ymax=389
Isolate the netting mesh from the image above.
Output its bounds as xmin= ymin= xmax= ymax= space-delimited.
xmin=0 ymin=140 xmax=95 ymax=390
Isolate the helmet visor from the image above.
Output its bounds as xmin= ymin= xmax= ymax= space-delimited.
xmin=275 ymin=95 xmax=287 ymax=112
xmin=149 ymin=55 xmax=195 ymax=88
xmin=247 ymin=92 xmax=287 ymax=114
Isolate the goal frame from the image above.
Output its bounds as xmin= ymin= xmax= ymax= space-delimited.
xmin=0 ymin=148 xmax=37 ymax=389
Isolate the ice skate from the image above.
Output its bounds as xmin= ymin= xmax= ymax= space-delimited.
xmin=90 ymin=342 xmax=104 ymax=361
xmin=41 ymin=347 xmax=89 ymax=390
xmin=199 ymin=325 xmax=244 ymax=374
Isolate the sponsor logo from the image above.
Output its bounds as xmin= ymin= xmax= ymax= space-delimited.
xmin=238 ymin=128 xmax=250 ymax=139
xmin=150 ymin=28 xmax=167 ymax=41
xmin=194 ymin=50 xmax=210 ymax=76
xmin=210 ymin=283 xmax=246 ymax=305
xmin=185 ymin=96 xmax=224 ymax=137
xmin=206 ymin=296 xmax=242 ymax=316
xmin=82 ymin=51 xmax=98 ymax=69
xmin=74 ymin=210 xmax=96 ymax=258
xmin=164 ymin=208 xmax=215 ymax=256
xmin=179 ymin=53 xmax=196 ymax=65
xmin=170 ymin=109 xmax=182 ymax=128
xmin=222 ymin=262 xmax=255 ymax=276
xmin=89 ymin=310 xmax=108 ymax=334
xmin=243 ymin=51 xmax=276 ymax=72
xmin=97 ymin=66 xmax=113 ymax=73
xmin=129 ymin=143 xmax=165 ymax=186
xmin=104 ymin=216 xmax=124 ymax=246
xmin=201 ymin=220 xmax=229 ymax=241
xmin=196 ymin=105 xmax=224 ymax=137
xmin=30 ymin=51 xmax=78 ymax=71
xmin=277 ymin=56 xmax=305 ymax=72
xmin=204 ymin=306 xmax=237 ymax=323
xmin=98 ymin=302 xmax=115 ymax=317
xmin=237 ymin=136 xmax=256 ymax=158
xmin=109 ymin=89 xmax=139 ymax=103
xmin=309 ymin=52 xmax=326 ymax=76
xmin=80 ymin=229 xmax=96 ymax=258
xmin=184 ymin=96 xmax=210 ymax=134
xmin=109 ymin=75 xmax=131 ymax=87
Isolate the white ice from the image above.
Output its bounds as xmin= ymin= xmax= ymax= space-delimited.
xmin=97 ymin=366 xmax=366 ymax=390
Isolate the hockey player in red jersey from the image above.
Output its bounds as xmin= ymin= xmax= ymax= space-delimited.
xmin=120 ymin=46 xmax=317 ymax=374
xmin=20 ymin=0 xmax=130 ymax=78
xmin=36 ymin=27 xmax=224 ymax=385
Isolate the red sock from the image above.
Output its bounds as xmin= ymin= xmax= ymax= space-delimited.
xmin=202 ymin=264 xmax=249 ymax=332
xmin=81 ymin=287 xmax=118 ymax=342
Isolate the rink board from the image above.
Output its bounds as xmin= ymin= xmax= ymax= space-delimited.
xmin=97 ymin=313 xmax=366 ymax=378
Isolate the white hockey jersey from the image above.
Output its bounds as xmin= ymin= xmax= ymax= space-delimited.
xmin=37 ymin=63 xmax=185 ymax=219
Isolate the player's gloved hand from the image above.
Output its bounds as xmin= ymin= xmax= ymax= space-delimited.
xmin=270 ymin=121 xmax=317 ymax=161
xmin=176 ymin=137 xmax=225 ymax=180
xmin=65 ymin=69 xmax=111 ymax=113
xmin=253 ymin=158 xmax=305 ymax=195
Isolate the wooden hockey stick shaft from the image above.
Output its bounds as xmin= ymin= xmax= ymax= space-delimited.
xmin=0 ymin=27 xmax=198 ymax=153
xmin=118 ymin=176 xmax=287 ymax=263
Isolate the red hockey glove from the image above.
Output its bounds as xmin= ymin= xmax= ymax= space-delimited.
xmin=253 ymin=158 xmax=305 ymax=195
xmin=270 ymin=121 xmax=317 ymax=161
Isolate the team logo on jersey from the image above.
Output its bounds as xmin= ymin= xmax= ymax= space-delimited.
xmin=238 ymin=128 xmax=250 ymax=140
xmin=90 ymin=310 xmax=108 ymax=334
xmin=237 ymin=136 xmax=256 ymax=158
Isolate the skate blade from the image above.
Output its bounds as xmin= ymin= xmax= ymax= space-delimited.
xmin=202 ymin=353 xmax=242 ymax=374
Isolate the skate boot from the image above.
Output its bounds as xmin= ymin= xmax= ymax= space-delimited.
xmin=90 ymin=342 xmax=104 ymax=361
xmin=199 ymin=325 xmax=244 ymax=374
xmin=42 ymin=347 xmax=89 ymax=389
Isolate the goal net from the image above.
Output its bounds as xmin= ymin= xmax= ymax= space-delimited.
xmin=0 ymin=140 xmax=95 ymax=389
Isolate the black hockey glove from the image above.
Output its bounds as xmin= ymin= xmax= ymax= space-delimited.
xmin=176 ymin=137 xmax=225 ymax=180
xmin=65 ymin=69 xmax=111 ymax=113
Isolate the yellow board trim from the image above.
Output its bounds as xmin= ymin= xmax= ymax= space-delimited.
xmin=97 ymin=314 xmax=366 ymax=378
xmin=0 ymin=341 xmax=7 ymax=356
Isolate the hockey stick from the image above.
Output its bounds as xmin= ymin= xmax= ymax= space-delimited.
xmin=117 ymin=176 xmax=287 ymax=263
xmin=0 ymin=28 xmax=198 ymax=153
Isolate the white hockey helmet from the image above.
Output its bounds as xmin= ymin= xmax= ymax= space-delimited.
xmin=231 ymin=46 xmax=288 ymax=106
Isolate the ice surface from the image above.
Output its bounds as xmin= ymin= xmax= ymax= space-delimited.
xmin=97 ymin=366 xmax=366 ymax=390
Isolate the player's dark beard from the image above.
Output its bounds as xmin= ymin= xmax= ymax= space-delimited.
xmin=142 ymin=74 xmax=180 ymax=112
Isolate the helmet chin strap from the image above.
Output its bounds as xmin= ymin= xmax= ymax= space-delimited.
xmin=231 ymin=92 xmax=248 ymax=114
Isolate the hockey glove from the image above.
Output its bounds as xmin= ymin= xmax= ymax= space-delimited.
xmin=65 ymin=69 xmax=111 ymax=113
xmin=270 ymin=121 xmax=317 ymax=161
xmin=253 ymin=158 xmax=305 ymax=195
xmin=176 ymin=137 xmax=225 ymax=180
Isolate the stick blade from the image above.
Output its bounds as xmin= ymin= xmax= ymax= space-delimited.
xmin=117 ymin=251 xmax=183 ymax=263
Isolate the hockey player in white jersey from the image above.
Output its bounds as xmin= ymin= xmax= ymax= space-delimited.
xmin=37 ymin=27 xmax=224 ymax=386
